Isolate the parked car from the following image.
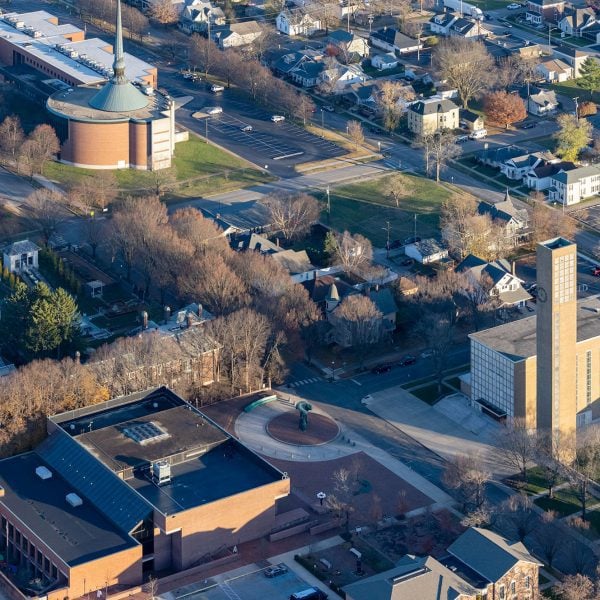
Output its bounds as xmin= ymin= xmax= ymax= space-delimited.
xmin=525 ymin=304 xmax=535 ymax=312
xmin=421 ymin=349 xmax=434 ymax=359
xmin=484 ymin=13 xmax=492 ymax=19
xmin=592 ymin=266 xmax=600 ymax=276
xmin=371 ymin=364 xmax=392 ymax=374
xmin=390 ymin=239 xmax=402 ymax=249
xmin=264 ymin=564 xmax=288 ymax=578
xmin=456 ymin=134 xmax=469 ymax=143
xmin=271 ymin=115 xmax=285 ymax=123
xmin=518 ymin=121 xmax=536 ymax=129
xmin=210 ymin=84 xmax=224 ymax=93
xmin=400 ymin=257 xmax=413 ymax=266
xmin=240 ymin=125 xmax=253 ymax=132
xmin=323 ymin=105 xmax=335 ymax=112
xmin=507 ymin=3 xmax=521 ymax=8
xmin=183 ymin=71 xmax=200 ymax=82
xmin=205 ymin=106 xmax=223 ymax=115
xmin=398 ymin=355 xmax=416 ymax=367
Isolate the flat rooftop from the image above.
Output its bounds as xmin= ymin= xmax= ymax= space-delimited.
xmin=55 ymin=388 xmax=283 ymax=515
xmin=0 ymin=452 xmax=137 ymax=565
xmin=470 ymin=295 xmax=600 ymax=360
xmin=0 ymin=10 xmax=154 ymax=85
xmin=129 ymin=439 xmax=281 ymax=515
xmin=47 ymin=84 xmax=171 ymax=122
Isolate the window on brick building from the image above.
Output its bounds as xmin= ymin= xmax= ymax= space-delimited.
xmin=499 ymin=585 xmax=505 ymax=600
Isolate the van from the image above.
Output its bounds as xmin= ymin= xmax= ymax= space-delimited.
xmin=469 ymin=128 xmax=487 ymax=140
xmin=289 ymin=588 xmax=328 ymax=600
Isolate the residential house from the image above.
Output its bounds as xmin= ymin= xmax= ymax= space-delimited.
xmin=231 ymin=232 xmax=281 ymax=254
xmin=476 ymin=144 xmax=524 ymax=168
xmin=345 ymin=527 xmax=541 ymax=600
xmin=345 ymin=81 xmax=382 ymax=109
xmin=319 ymin=63 xmax=368 ymax=93
xmin=549 ymin=164 xmax=600 ymax=205
xmin=405 ymin=238 xmax=448 ymax=264
xmin=327 ymin=29 xmax=369 ymax=59
xmin=536 ymin=57 xmax=574 ymax=82
xmin=526 ymin=0 xmax=565 ymax=23
xmin=484 ymin=36 xmax=542 ymax=64
xmin=301 ymin=274 xmax=357 ymax=315
xmin=406 ymin=97 xmax=459 ymax=135
xmin=558 ymin=6 xmax=597 ymax=36
xmin=369 ymin=28 xmax=423 ymax=54
xmin=276 ymin=9 xmax=321 ymax=36
xmin=460 ymin=109 xmax=484 ymax=131
xmin=553 ymin=45 xmax=589 ymax=76
xmin=500 ymin=150 xmax=559 ymax=180
xmin=371 ymin=53 xmax=399 ymax=71
xmin=456 ymin=254 xmax=531 ymax=307
xmin=478 ymin=191 xmax=530 ymax=245
xmin=271 ymin=249 xmax=315 ymax=277
xmin=290 ymin=59 xmax=325 ymax=87
xmin=3 ymin=240 xmax=40 ymax=274
xmin=179 ymin=0 xmax=225 ymax=33
xmin=216 ymin=21 xmax=262 ymax=48
xmin=527 ymin=89 xmax=559 ymax=115
xmin=524 ymin=160 xmax=577 ymax=190
xmin=449 ymin=16 xmax=492 ymax=38
xmin=429 ymin=11 xmax=458 ymax=35
xmin=368 ymin=287 xmax=398 ymax=332
xmin=271 ymin=49 xmax=321 ymax=77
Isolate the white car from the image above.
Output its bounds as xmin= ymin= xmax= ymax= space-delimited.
xmin=469 ymin=128 xmax=487 ymax=140
xmin=205 ymin=106 xmax=223 ymax=115
xmin=507 ymin=3 xmax=521 ymax=8
xmin=240 ymin=125 xmax=253 ymax=132
xmin=271 ymin=115 xmax=285 ymax=123
xmin=210 ymin=84 xmax=224 ymax=93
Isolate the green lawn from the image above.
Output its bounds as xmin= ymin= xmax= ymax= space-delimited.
xmin=318 ymin=173 xmax=453 ymax=247
xmin=410 ymin=383 xmax=443 ymax=405
xmin=534 ymin=488 xmax=591 ymax=516
xmin=550 ymin=80 xmax=598 ymax=103
xmin=43 ymin=134 xmax=273 ymax=198
xmin=514 ymin=466 xmax=564 ymax=496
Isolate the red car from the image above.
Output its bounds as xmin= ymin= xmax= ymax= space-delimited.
xmin=592 ymin=267 xmax=600 ymax=277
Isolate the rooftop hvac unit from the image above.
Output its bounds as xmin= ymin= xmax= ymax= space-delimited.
xmin=32 ymin=30 xmax=42 ymax=38
xmin=5 ymin=15 xmax=17 ymax=24
xmin=66 ymin=492 xmax=83 ymax=507
xmin=68 ymin=50 xmax=78 ymax=59
xmin=152 ymin=461 xmax=171 ymax=486
xmin=79 ymin=53 xmax=87 ymax=60
xmin=35 ymin=466 xmax=52 ymax=480
xmin=14 ymin=21 xmax=25 ymax=29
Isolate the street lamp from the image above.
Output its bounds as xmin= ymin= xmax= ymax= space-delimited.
xmin=378 ymin=141 xmax=381 ymax=152
xmin=326 ymin=186 xmax=331 ymax=215
xmin=317 ymin=491 xmax=327 ymax=506
xmin=451 ymin=175 xmax=454 ymax=185
xmin=321 ymin=108 xmax=324 ymax=133
xmin=331 ymin=360 xmax=335 ymax=381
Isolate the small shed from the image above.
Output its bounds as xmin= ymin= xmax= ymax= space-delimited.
xmin=2 ymin=239 xmax=40 ymax=274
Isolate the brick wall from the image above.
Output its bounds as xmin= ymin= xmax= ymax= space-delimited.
xmin=485 ymin=561 xmax=539 ymax=600
xmin=62 ymin=120 xmax=131 ymax=168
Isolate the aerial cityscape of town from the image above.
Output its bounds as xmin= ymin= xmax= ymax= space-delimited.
xmin=5 ymin=0 xmax=600 ymax=597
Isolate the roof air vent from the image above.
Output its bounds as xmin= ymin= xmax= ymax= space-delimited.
xmin=66 ymin=493 xmax=83 ymax=507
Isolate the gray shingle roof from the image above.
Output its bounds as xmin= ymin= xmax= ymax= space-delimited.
xmin=448 ymin=527 xmax=541 ymax=582
xmin=409 ymin=98 xmax=458 ymax=115
xmin=3 ymin=239 xmax=40 ymax=256
xmin=552 ymin=164 xmax=600 ymax=184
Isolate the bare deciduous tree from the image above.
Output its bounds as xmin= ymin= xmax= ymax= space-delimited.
xmin=433 ymin=38 xmax=495 ymax=108
xmin=0 ymin=115 xmax=24 ymax=163
xmin=416 ymin=131 xmax=461 ymax=182
xmin=443 ymin=454 xmax=489 ymax=512
xmin=377 ymin=80 xmax=414 ymax=132
xmin=328 ymin=230 xmax=373 ymax=273
xmin=495 ymin=418 xmax=537 ymax=483
xmin=147 ymin=0 xmax=178 ymax=26
xmin=27 ymin=189 xmax=68 ymax=245
xmin=260 ymin=192 xmax=320 ymax=242
xmin=347 ymin=120 xmax=365 ymax=150
xmin=331 ymin=295 xmax=385 ymax=349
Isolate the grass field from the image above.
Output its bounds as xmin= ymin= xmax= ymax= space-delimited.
xmin=534 ymin=487 xmax=591 ymax=516
xmin=318 ymin=173 xmax=454 ymax=247
xmin=43 ymin=134 xmax=273 ymax=199
xmin=550 ymin=80 xmax=597 ymax=103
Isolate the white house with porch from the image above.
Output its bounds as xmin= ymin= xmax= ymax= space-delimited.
xmin=3 ymin=240 xmax=40 ymax=274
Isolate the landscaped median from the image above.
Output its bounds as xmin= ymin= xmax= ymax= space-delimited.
xmin=42 ymin=133 xmax=274 ymax=201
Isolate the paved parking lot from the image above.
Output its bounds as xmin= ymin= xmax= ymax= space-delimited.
xmin=172 ymin=566 xmax=318 ymax=600
xmin=161 ymin=71 xmax=346 ymax=177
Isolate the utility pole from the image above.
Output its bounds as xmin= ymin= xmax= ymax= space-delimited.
xmin=414 ymin=213 xmax=417 ymax=242
xmin=347 ymin=0 xmax=351 ymax=32
xmin=368 ymin=14 xmax=373 ymax=33
xmin=548 ymin=23 xmax=553 ymax=48
xmin=326 ymin=186 xmax=331 ymax=216
xmin=384 ymin=220 xmax=391 ymax=257
xmin=205 ymin=116 xmax=208 ymax=143
xmin=574 ymin=96 xmax=579 ymax=123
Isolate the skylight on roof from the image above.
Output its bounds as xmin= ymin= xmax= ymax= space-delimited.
xmin=122 ymin=422 xmax=169 ymax=445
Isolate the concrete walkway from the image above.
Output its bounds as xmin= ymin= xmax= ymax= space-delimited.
xmin=362 ymin=386 xmax=511 ymax=478
xmin=234 ymin=397 xmax=453 ymax=507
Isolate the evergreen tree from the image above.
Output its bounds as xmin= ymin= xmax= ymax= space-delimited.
xmin=578 ymin=57 xmax=600 ymax=99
